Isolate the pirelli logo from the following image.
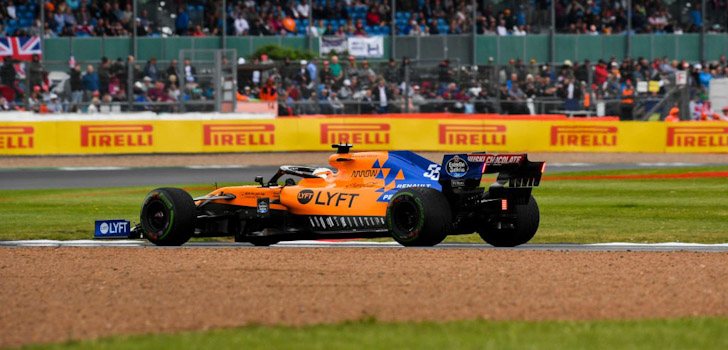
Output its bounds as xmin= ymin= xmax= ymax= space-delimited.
xmin=81 ymin=124 xmax=153 ymax=147
xmin=667 ymin=126 xmax=728 ymax=147
xmin=550 ymin=125 xmax=618 ymax=147
xmin=0 ymin=126 xmax=34 ymax=149
xmin=438 ymin=124 xmax=506 ymax=145
xmin=320 ymin=123 xmax=390 ymax=145
xmin=203 ymin=124 xmax=275 ymax=146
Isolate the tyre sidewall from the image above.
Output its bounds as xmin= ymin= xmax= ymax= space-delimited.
xmin=140 ymin=188 xmax=195 ymax=245
xmin=479 ymin=195 xmax=539 ymax=247
xmin=141 ymin=190 xmax=176 ymax=242
xmin=386 ymin=191 xmax=426 ymax=244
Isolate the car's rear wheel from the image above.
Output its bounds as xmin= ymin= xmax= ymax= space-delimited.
xmin=386 ymin=188 xmax=452 ymax=246
xmin=478 ymin=195 xmax=539 ymax=247
xmin=140 ymin=188 xmax=196 ymax=246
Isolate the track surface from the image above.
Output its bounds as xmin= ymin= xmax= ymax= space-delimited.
xmin=0 ymin=163 xmax=718 ymax=189
xmin=1 ymin=247 xmax=727 ymax=348
xmin=2 ymin=240 xmax=728 ymax=252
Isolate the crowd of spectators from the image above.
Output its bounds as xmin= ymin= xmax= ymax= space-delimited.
xmin=0 ymin=54 xmax=217 ymax=113
xmin=234 ymin=53 xmax=728 ymax=120
xmin=0 ymin=51 xmax=727 ymax=120
xmin=0 ymin=0 xmax=724 ymax=38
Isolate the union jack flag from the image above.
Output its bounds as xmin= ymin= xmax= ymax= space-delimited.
xmin=0 ymin=37 xmax=42 ymax=61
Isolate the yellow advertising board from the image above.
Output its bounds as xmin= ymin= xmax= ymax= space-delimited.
xmin=1 ymin=116 xmax=727 ymax=155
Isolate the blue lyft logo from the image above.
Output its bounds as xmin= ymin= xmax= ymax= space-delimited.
xmin=94 ymin=220 xmax=131 ymax=239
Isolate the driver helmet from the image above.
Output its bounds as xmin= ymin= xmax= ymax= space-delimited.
xmin=312 ymin=167 xmax=333 ymax=179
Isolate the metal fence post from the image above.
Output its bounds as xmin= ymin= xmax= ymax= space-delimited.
xmin=40 ymin=0 xmax=45 ymax=56
xmin=471 ymin=0 xmax=477 ymax=65
xmin=700 ymin=0 xmax=706 ymax=61
xmin=391 ymin=0 xmax=396 ymax=60
xmin=222 ymin=0 xmax=227 ymax=49
xmin=549 ymin=0 xmax=555 ymax=64
xmin=132 ymin=0 xmax=137 ymax=59
xmin=308 ymin=3 xmax=313 ymax=52
xmin=404 ymin=61 xmax=410 ymax=112
xmin=626 ymin=0 xmax=632 ymax=58
xmin=214 ymin=50 xmax=222 ymax=111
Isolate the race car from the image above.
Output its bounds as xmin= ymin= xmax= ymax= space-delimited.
xmin=138 ymin=144 xmax=545 ymax=247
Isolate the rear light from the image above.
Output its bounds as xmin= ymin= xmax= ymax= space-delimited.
xmin=541 ymin=162 xmax=547 ymax=173
xmin=481 ymin=162 xmax=487 ymax=173
xmin=501 ymin=199 xmax=508 ymax=211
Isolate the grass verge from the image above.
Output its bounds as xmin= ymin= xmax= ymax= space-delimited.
xmin=1 ymin=167 xmax=726 ymax=243
xmin=25 ymin=318 xmax=728 ymax=350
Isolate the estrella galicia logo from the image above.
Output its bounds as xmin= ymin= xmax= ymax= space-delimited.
xmin=297 ymin=189 xmax=314 ymax=204
xmin=446 ymin=155 xmax=469 ymax=178
xmin=257 ymin=198 xmax=270 ymax=214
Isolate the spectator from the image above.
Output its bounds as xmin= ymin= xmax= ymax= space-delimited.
xmin=98 ymin=57 xmax=111 ymax=95
xmin=1 ymin=57 xmax=16 ymax=91
xmin=259 ymin=79 xmax=278 ymax=102
xmin=27 ymin=86 xmax=42 ymax=112
xmin=28 ymin=55 xmax=44 ymax=91
xmin=82 ymin=65 xmax=100 ymax=97
xmin=166 ymin=59 xmax=180 ymax=84
xmin=373 ymin=79 xmax=391 ymax=113
xmin=47 ymin=93 xmax=62 ymax=113
xmin=234 ymin=12 xmax=250 ymax=35
xmin=297 ymin=1 xmax=311 ymax=19
xmin=182 ymin=59 xmax=196 ymax=83
xmin=87 ymin=95 xmax=101 ymax=113
xmin=329 ymin=91 xmax=344 ymax=114
xmin=329 ymin=55 xmax=343 ymax=81
xmin=360 ymin=89 xmax=375 ymax=114
xmin=144 ymin=58 xmax=160 ymax=82
xmin=176 ymin=6 xmax=190 ymax=35
xmin=0 ymin=96 xmax=11 ymax=111
xmin=190 ymin=25 xmax=205 ymax=37
xmin=558 ymin=77 xmax=581 ymax=111
xmin=594 ymin=60 xmax=609 ymax=86
xmin=621 ymin=79 xmax=635 ymax=120
xmin=383 ymin=59 xmax=398 ymax=84
xmin=69 ymin=64 xmax=84 ymax=107
xmin=358 ymin=60 xmax=375 ymax=79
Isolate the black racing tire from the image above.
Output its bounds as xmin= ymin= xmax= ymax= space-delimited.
xmin=140 ymin=187 xmax=196 ymax=246
xmin=386 ymin=188 xmax=452 ymax=247
xmin=478 ymin=195 xmax=540 ymax=247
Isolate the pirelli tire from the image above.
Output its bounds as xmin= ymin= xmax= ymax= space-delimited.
xmin=478 ymin=195 xmax=540 ymax=247
xmin=386 ymin=188 xmax=452 ymax=247
xmin=140 ymin=187 xmax=196 ymax=246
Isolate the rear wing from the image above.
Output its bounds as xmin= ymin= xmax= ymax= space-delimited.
xmin=439 ymin=153 xmax=546 ymax=189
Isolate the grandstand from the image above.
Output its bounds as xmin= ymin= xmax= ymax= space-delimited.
xmin=0 ymin=0 xmax=726 ymax=121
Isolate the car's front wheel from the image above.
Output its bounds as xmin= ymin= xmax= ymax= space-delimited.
xmin=140 ymin=187 xmax=196 ymax=246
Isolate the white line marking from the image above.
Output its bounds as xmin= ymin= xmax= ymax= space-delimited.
xmin=2 ymin=240 xmax=728 ymax=248
xmin=58 ymin=167 xmax=131 ymax=171
xmin=185 ymin=165 xmax=250 ymax=169
xmin=636 ymin=163 xmax=705 ymax=167
xmin=589 ymin=242 xmax=728 ymax=247
xmin=547 ymin=163 xmax=593 ymax=167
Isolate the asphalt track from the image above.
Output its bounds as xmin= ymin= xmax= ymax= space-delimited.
xmin=1 ymin=240 xmax=728 ymax=252
xmin=0 ymin=162 xmax=716 ymax=190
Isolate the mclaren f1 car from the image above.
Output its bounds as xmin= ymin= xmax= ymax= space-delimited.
xmin=138 ymin=144 xmax=546 ymax=247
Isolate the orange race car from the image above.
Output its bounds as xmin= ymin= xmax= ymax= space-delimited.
xmin=138 ymin=144 xmax=545 ymax=247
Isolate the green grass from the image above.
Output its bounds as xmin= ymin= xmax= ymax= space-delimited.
xmin=0 ymin=185 xmax=220 ymax=241
xmin=1 ymin=167 xmax=727 ymax=243
xmin=24 ymin=318 xmax=728 ymax=350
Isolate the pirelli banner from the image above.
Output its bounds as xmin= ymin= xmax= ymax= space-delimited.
xmin=1 ymin=115 xmax=727 ymax=155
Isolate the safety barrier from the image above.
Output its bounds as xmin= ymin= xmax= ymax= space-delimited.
xmin=43 ymin=34 xmax=728 ymax=65
xmin=1 ymin=114 xmax=726 ymax=155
